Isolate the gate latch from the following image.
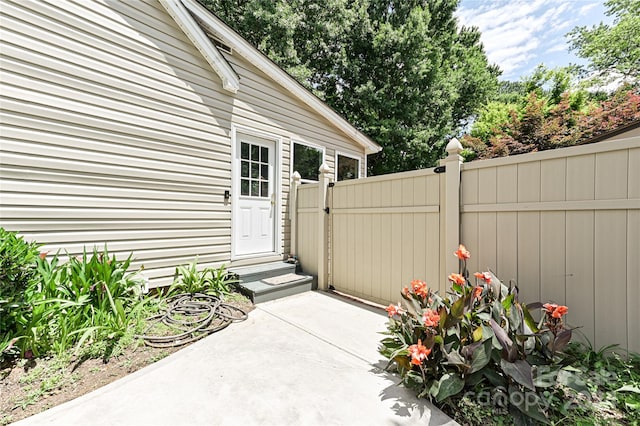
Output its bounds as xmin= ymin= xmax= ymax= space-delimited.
xmin=324 ymin=207 xmax=330 ymax=214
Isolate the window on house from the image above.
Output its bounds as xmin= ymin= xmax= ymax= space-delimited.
xmin=336 ymin=154 xmax=360 ymax=181
xmin=293 ymin=142 xmax=323 ymax=182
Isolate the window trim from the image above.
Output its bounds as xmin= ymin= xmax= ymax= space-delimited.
xmin=335 ymin=151 xmax=362 ymax=181
xmin=290 ymin=139 xmax=325 ymax=183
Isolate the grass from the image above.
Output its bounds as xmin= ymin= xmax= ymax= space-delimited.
xmin=13 ymin=355 xmax=79 ymax=411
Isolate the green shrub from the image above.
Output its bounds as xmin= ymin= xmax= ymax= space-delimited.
xmin=168 ymin=259 xmax=236 ymax=296
xmin=0 ymin=228 xmax=42 ymax=361
xmin=380 ymin=244 xmax=579 ymax=424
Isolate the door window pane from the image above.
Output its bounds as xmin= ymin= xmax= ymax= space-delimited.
xmin=240 ymin=140 xmax=270 ymax=198
xmin=293 ymin=143 xmax=323 ymax=182
xmin=337 ymin=154 xmax=359 ymax=181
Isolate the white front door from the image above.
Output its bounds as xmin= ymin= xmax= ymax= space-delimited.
xmin=233 ymin=133 xmax=277 ymax=257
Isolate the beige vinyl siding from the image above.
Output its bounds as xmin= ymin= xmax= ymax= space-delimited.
xmin=0 ymin=0 xmax=368 ymax=286
xmin=1 ymin=0 xmax=236 ymax=287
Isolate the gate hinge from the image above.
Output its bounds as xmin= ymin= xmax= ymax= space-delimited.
xmin=328 ymin=182 xmax=335 ymax=188
xmin=324 ymin=207 xmax=330 ymax=214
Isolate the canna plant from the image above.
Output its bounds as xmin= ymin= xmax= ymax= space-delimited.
xmin=20 ymin=246 xmax=147 ymax=356
xmin=380 ymin=245 xmax=577 ymax=424
xmin=168 ymin=259 xmax=237 ymax=297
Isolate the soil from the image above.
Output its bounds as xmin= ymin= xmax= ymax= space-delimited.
xmin=0 ymin=295 xmax=254 ymax=425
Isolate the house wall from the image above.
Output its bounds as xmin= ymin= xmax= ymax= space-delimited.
xmin=0 ymin=0 xmax=367 ymax=287
xmin=297 ymin=136 xmax=640 ymax=353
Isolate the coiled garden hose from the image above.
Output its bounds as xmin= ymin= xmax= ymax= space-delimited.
xmin=137 ymin=293 xmax=248 ymax=348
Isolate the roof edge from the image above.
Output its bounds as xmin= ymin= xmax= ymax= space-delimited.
xmin=180 ymin=0 xmax=381 ymax=154
xmin=159 ymin=0 xmax=239 ymax=93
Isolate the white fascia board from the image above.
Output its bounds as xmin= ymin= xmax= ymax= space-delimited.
xmin=159 ymin=0 xmax=239 ymax=93
xmin=181 ymin=0 xmax=382 ymax=155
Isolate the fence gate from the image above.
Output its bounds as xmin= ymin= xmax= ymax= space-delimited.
xmin=328 ymin=169 xmax=444 ymax=305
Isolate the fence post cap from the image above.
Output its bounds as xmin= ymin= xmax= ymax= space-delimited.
xmin=292 ymin=171 xmax=301 ymax=182
xmin=318 ymin=162 xmax=331 ymax=175
xmin=446 ymin=138 xmax=463 ymax=155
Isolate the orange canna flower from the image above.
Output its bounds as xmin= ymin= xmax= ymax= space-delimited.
xmin=408 ymin=339 xmax=432 ymax=365
xmin=552 ymin=305 xmax=568 ymax=318
xmin=454 ymin=244 xmax=470 ymax=260
xmin=422 ymin=309 xmax=441 ymax=327
xmin=473 ymin=272 xmax=492 ymax=284
xmin=401 ymin=286 xmax=410 ymax=298
xmin=473 ymin=286 xmax=483 ymax=299
xmin=543 ymin=303 xmax=568 ymax=319
xmin=39 ymin=251 xmax=49 ymax=260
xmin=385 ymin=304 xmax=403 ymax=317
xmin=411 ymin=279 xmax=429 ymax=299
xmin=448 ymin=273 xmax=465 ymax=285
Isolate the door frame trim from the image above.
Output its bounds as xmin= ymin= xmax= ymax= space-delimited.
xmin=230 ymin=124 xmax=283 ymax=260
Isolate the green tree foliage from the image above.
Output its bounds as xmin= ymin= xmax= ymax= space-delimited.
xmin=462 ymin=87 xmax=640 ymax=159
xmin=204 ymin=0 xmax=499 ymax=174
xmin=494 ymin=80 xmax=526 ymax=104
xmin=469 ymin=101 xmax=515 ymax=143
xmin=567 ymin=0 xmax=640 ymax=85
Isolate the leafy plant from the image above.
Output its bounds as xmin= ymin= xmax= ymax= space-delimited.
xmin=380 ymin=244 xmax=579 ymax=424
xmin=563 ymin=341 xmax=640 ymax=424
xmin=0 ymin=228 xmax=42 ymax=363
xmin=20 ymin=247 xmax=147 ymax=357
xmin=168 ymin=259 xmax=236 ymax=296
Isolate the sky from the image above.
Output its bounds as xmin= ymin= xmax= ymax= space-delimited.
xmin=456 ymin=0 xmax=612 ymax=81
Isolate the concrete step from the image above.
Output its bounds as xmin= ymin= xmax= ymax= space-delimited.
xmin=238 ymin=274 xmax=314 ymax=304
xmin=229 ymin=261 xmax=296 ymax=283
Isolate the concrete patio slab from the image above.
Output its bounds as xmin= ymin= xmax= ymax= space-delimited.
xmin=14 ymin=291 xmax=457 ymax=426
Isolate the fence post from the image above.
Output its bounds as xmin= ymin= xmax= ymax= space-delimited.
xmin=317 ymin=163 xmax=330 ymax=290
xmin=290 ymin=171 xmax=301 ymax=258
xmin=444 ymin=138 xmax=463 ymax=277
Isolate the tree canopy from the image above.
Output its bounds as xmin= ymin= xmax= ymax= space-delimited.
xmin=567 ymin=0 xmax=640 ymax=86
xmin=204 ymin=0 xmax=500 ymax=174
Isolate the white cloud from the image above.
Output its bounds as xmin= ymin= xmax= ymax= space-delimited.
xmin=547 ymin=42 xmax=568 ymax=53
xmin=579 ymin=2 xmax=599 ymax=16
xmin=456 ymin=0 xmax=603 ymax=78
